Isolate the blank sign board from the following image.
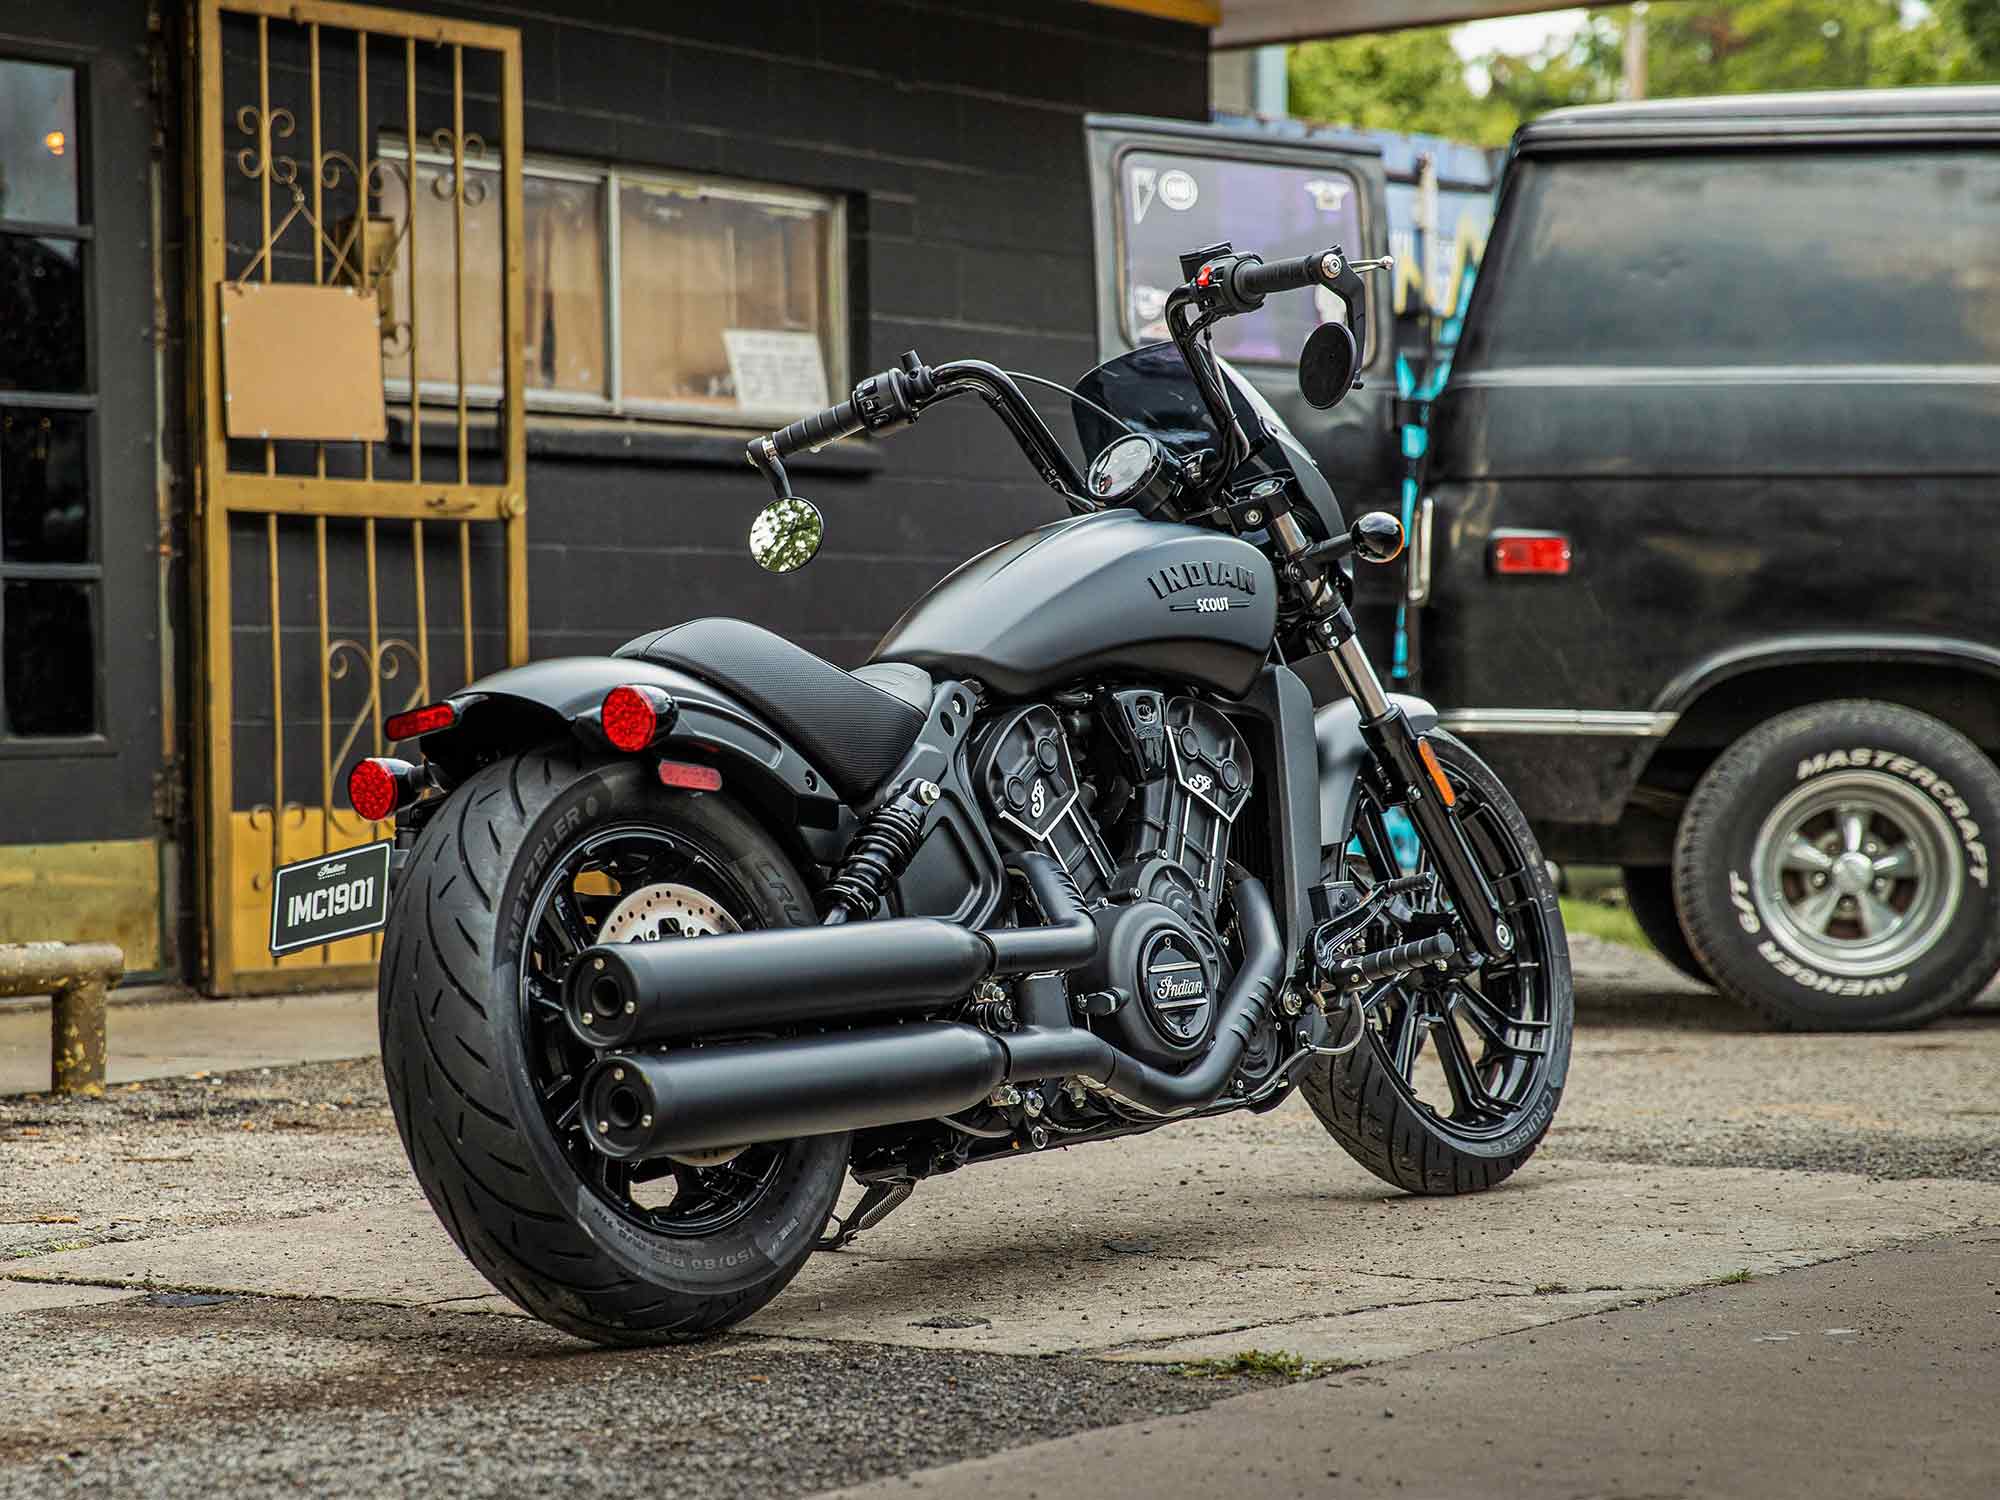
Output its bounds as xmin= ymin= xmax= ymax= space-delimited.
xmin=219 ymin=281 xmax=389 ymax=442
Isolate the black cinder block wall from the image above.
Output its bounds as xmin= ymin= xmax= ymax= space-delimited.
xmin=456 ymin=0 xmax=1209 ymax=666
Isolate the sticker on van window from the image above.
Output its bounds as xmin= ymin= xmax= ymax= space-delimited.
xmin=1158 ymin=169 xmax=1199 ymax=213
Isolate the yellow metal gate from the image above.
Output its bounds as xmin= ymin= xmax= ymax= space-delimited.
xmin=193 ymin=0 xmax=527 ymax=993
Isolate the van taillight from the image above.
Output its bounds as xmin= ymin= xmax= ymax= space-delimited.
xmin=1491 ymin=532 xmax=1572 ymax=576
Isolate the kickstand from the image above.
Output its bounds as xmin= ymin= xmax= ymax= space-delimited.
xmin=816 ymin=1179 xmax=915 ymax=1251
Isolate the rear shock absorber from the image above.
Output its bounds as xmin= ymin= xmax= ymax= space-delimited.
xmin=822 ymin=779 xmax=941 ymax=923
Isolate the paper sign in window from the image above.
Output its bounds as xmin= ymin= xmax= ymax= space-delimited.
xmin=722 ymin=329 xmax=830 ymax=415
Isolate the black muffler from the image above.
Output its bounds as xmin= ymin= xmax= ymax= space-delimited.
xmin=564 ymin=852 xmax=1094 ymax=1048
xmin=579 ymin=872 xmax=1287 ymax=1160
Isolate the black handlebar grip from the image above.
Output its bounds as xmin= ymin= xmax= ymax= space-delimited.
xmin=1232 ymin=251 xmax=1333 ymax=303
xmin=770 ymin=398 xmax=865 ymax=457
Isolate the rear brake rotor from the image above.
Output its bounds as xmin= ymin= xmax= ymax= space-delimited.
xmin=598 ymin=882 xmax=741 ymax=945
xmin=596 ymin=882 xmax=742 ymax=1166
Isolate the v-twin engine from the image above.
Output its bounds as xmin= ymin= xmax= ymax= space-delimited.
xmin=969 ymin=690 xmax=1255 ymax=1069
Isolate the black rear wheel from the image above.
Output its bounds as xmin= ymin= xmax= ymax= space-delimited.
xmin=1303 ymin=732 xmax=1574 ymax=1194
xmin=379 ymin=749 xmax=847 ymax=1345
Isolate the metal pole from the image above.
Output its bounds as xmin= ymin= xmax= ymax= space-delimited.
xmin=1624 ymin=3 xmax=1649 ymax=102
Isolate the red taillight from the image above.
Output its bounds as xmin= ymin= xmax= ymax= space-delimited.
xmin=657 ymin=759 xmax=723 ymax=792
xmin=385 ymin=702 xmax=456 ymax=741
xmin=601 ymin=684 xmax=675 ymax=753
xmin=348 ymin=757 xmax=420 ymax=822
xmin=1491 ymin=532 xmax=1572 ymax=576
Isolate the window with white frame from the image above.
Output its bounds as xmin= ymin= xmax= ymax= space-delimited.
xmin=377 ymin=148 xmax=847 ymax=427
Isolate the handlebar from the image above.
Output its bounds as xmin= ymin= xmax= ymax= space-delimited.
xmin=750 ymin=352 xmax=1087 ymax=506
xmin=767 ymin=398 xmax=865 ymax=458
xmin=1230 ymin=250 xmax=1340 ymax=302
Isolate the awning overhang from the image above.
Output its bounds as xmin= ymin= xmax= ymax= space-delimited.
xmin=1083 ymin=1 xmax=1575 ymax=47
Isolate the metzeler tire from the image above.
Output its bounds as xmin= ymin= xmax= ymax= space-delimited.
xmin=1673 ymin=701 xmax=2000 ymax=1030
xmin=1620 ymin=865 xmax=1712 ymax=986
xmin=378 ymin=748 xmax=848 ymax=1344
xmin=1303 ymin=732 xmax=1574 ymax=1195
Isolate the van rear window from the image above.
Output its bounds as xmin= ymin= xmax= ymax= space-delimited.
xmin=1456 ymin=150 xmax=2000 ymax=371
xmin=1116 ymin=152 xmax=1367 ymax=365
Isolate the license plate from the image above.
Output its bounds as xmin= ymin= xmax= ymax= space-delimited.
xmin=268 ymin=841 xmax=393 ymax=955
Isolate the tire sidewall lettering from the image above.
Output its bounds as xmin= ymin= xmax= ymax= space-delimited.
xmin=1791 ymin=746 xmax=1988 ymax=890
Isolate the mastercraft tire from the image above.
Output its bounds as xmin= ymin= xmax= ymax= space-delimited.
xmin=378 ymin=748 xmax=849 ymax=1344
xmin=1620 ymin=865 xmax=1712 ymax=987
xmin=1673 ymin=701 xmax=2000 ymax=1030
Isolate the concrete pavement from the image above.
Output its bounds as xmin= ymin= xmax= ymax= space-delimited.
xmin=0 ymin=989 xmax=375 ymax=1096
xmin=835 ymin=1229 xmax=2000 ymax=1500
xmin=2 ymin=939 xmax=1997 ymax=1495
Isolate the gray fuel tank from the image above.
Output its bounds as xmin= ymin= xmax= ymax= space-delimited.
xmin=871 ymin=510 xmax=1277 ymax=699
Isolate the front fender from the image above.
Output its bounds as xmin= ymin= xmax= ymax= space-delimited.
xmin=423 ymin=656 xmax=847 ymax=844
xmin=1316 ymin=693 xmax=1439 ymax=859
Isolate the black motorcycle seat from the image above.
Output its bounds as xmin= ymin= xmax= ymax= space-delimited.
xmin=616 ymin=618 xmax=931 ymax=805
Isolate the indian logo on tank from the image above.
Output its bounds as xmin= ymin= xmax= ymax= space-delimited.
xmin=1150 ymin=559 xmax=1258 ymax=613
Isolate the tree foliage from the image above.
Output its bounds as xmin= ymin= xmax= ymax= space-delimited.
xmin=1286 ymin=1 xmax=1999 ymax=148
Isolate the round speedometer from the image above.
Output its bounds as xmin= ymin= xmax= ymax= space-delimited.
xmin=1084 ymin=432 xmax=1184 ymax=517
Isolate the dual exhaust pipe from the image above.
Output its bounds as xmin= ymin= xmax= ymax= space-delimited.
xmin=569 ymin=852 xmax=1287 ymax=1160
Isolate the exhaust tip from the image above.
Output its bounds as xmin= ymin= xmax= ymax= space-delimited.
xmin=564 ymin=949 xmax=640 ymax=1047
xmin=583 ymin=1058 xmax=659 ymax=1160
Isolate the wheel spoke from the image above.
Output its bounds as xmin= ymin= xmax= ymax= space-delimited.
xmin=1430 ymin=1016 xmax=1501 ymax=1121
xmin=543 ymin=889 xmax=594 ymax=957
xmin=1388 ymin=996 xmax=1426 ymax=1078
xmin=1795 ymin=884 xmax=1842 ymax=935
xmin=1838 ymin=805 xmax=1870 ymax=855
xmin=1781 ymin=835 xmax=1834 ymax=874
xmin=1856 ymin=890 xmax=1901 ymax=939
xmin=1871 ymin=844 xmax=1916 ymax=881
xmin=1451 ymin=983 xmax=1548 ymax=1056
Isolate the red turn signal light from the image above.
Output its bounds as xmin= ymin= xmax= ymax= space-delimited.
xmin=384 ymin=701 xmax=457 ymax=741
xmin=601 ymin=684 xmax=677 ymax=753
xmin=348 ymin=757 xmax=423 ymax=823
xmin=1491 ymin=531 xmax=1572 ymax=576
xmin=658 ymin=759 xmax=723 ymax=792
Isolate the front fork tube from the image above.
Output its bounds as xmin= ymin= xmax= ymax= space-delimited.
xmin=1322 ymin=610 xmax=1515 ymax=962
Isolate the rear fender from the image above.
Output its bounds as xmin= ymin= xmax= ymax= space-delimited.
xmin=1317 ymin=693 xmax=1439 ymax=862
xmin=415 ymin=656 xmax=850 ymax=865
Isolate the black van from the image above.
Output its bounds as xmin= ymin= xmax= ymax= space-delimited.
xmin=1418 ymin=87 xmax=2000 ymax=1029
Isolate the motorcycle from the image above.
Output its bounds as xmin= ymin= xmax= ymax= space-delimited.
xmin=336 ymin=241 xmax=1573 ymax=1345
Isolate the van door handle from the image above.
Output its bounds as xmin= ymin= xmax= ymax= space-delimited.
xmin=1407 ymin=496 xmax=1434 ymax=605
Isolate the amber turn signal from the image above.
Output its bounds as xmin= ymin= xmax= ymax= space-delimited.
xmin=1416 ymin=737 xmax=1457 ymax=809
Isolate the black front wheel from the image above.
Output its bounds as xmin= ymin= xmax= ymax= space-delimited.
xmin=1303 ymin=732 xmax=1574 ymax=1195
xmin=378 ymin=748 xmax=848 ymax=1345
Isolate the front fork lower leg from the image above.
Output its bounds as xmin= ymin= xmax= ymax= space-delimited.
xmin=1317 ymin=602 xmax=1514 ymax=962
xmin=1360 ymin=706 xmax=1515 ymax=961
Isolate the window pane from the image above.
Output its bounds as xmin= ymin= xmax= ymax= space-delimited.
xmin=1 ymin=407 xmax=88 ymax=562
xmin=1457 ymin=152 xmax=2000 ymax=372
xmin=0 ymin=234 xmax=85 ymax=391
xmin=0 ymin=61 xmax=79 ymax=227
xmin=618 ymin=183 xmax=835 ymax=418
xmin=3 ymin=578 xmax=94 ymax=736
xmin=523 ymin=175 xmax=606 ymax=396
xmin=382 ymin=163 xmax=605 ymax=398
xmin=381 ymin=159 xmax=504 ymax=392
xmin=1119 ymin=153 xmax=1366 ymax=365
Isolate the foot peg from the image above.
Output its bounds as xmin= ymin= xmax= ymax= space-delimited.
xmin=1328 ymin=932 xmax=1456 ymax=990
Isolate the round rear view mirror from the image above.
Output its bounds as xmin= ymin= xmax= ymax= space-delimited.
xmin=748 ymin=495 xmax=824 ymax=574
xmin=1298 ymin=321 xmax=1359 ymax=411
